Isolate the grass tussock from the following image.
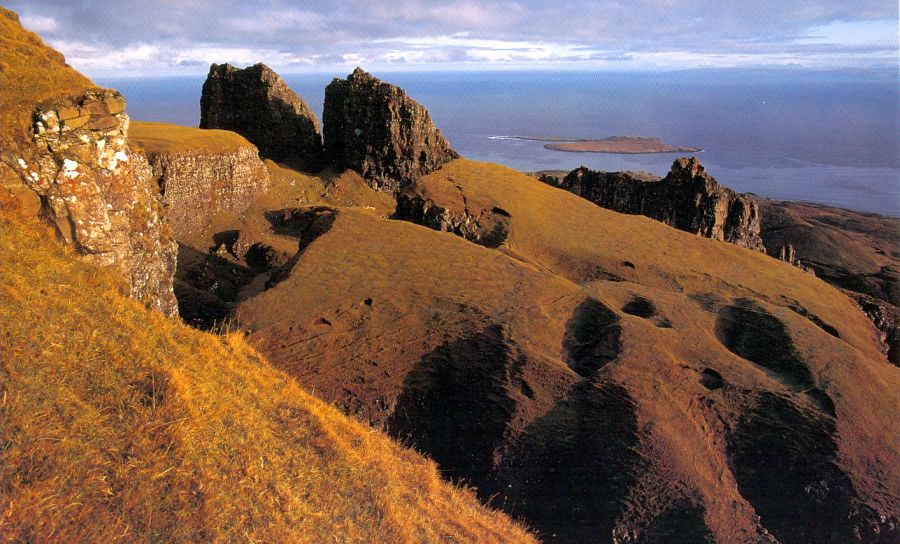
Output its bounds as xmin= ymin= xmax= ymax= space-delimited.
xmin=129 ymin=121 xmax=259 ymax=154
xmin=0 ymin=204 xmax=536 ymax=543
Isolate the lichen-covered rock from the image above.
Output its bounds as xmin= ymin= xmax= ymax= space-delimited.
xmin=16 ymin=89 xmax=178 ymax=315
xmin=323 ymin=68 xmax=458 ymax=193
xmin=200 ymin=63 xmax=323 ymax=170
xmin=556 ymin=158 xmax=765 ymax=251
xmin=142 ymin=144 xmax=271 ymax=238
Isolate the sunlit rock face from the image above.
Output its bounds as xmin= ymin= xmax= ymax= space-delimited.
xmin=18 ymin=89 xmax=178 ymax=316
xmin=143 ymin=145 xmax=271 ymax=239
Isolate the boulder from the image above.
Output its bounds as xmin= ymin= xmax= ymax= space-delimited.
xmin=200 ymin=63 xmax=323 ymax=170
xmin=323 ymin=68 xmax=457 ymax=193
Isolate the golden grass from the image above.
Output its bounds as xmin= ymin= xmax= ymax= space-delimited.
xmin=129 ymin=121 xmax=257 ymax=154
xmin=0 ymin=8 xmax=94 ymax=148
xmin=0 ymin=204 xmax=536 ymax=543
xmin=417 ymin=159 xmax=885 ymax=357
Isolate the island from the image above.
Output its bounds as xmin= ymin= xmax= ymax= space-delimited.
xmin=546 ymin=136 xmax=701 ymax=154
xmin=489 ymin=135 xmax=701 ymax=154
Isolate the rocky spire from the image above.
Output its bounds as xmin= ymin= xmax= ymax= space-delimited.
xmin=323 ymin=68 xmax=458 ymax=193
xmin=200 ymin=63 xmax=323 ymax=171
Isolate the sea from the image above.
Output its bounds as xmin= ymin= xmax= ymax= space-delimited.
xmin=98 ymin=69 xmax=900 ymax=217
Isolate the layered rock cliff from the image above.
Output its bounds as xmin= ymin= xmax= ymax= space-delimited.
xmin=547 ymin=158 xmax=765 ymax=251
xmin=130 ymin=122 xmax=272 ymax=238
xmin=200 ymin=63 xmax=323 ymax=170
xmin=323 ymin=68 xmax=458 ymax=193
xmin=10 ymin=90 xmax=178 ymax=315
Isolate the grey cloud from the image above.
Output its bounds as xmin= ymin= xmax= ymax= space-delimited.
xmin=5 ymin=0 xmax=896 ymax=74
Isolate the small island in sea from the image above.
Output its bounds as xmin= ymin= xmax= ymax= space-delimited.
xmin=490 ymin=135 xmax=701 ymax=154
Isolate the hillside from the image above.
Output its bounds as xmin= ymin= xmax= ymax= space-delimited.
xmin=2 ymin=6 xmax=898 ymax=543
xmin=0 ymin=7 xmax=93 ymax=149
xmin=0 ymin=201 xmax=536 ymax=543
xmin=229 ymin=158 xmax=899 ymax=542
xmin=759 ymin=198 xmax=899 ymax=305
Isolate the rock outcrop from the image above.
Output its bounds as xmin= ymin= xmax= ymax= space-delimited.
xmin=200 ymin=63 xmax=323 ymax=170
xmin=395 ymin=189 xmax=511 ymax=249
xmin=13 ymin=90 xmax=178 ymax=315
xmin=551 ymin=158 xmax=765 ymax=251
xmin=775 ymin=242 xmax=813 ymax=272
xmin=848 ymin=291 xmax=899 ymax=366
xmin=131 ymin=123 xmax=272 ymax=238
xmin=323 ymin=68 xmax=458 ymax=193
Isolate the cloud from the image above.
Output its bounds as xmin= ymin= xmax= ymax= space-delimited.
xmin=20 ymin=15 xmax=58 ymax=33
xmin=49 ymin=40 xmax=320 ymax=74
xmin=796 ymin=19 xmax=897 ymax=47
xmin=6 ymin=0 xmax=898 ymax=75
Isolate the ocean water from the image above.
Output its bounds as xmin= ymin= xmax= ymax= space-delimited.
xmin=99 ymin=69 xmax=899 ymax=216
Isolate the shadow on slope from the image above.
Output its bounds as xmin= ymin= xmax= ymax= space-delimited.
xmin=725 ymin=392 xmax=897 ymax=543
xmin=561 ymin=297 xmax=622 ymax=379
xmin=488 ymin=381 xmax=642 ymax=543
xmin=386 ymin=325 xmax=522 ymax=487
xmin=715 ymin=300 xmax=814 ymax=390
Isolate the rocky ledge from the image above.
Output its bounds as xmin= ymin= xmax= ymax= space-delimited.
xmin=131 ymin=123 xmax=272 ymax=238
xmin=14 ymin=90 xmax=177 ymax=315
xmin=200 ymin=63 xmax=323 ymax=170
xmin=543 ymin=158 xmax=765 ymax=251
xmin=323 ymin=68 xmax=458 ymax=193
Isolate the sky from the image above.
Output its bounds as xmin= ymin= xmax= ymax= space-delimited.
xmin=7 ymin=1 xmax=898 ymax=76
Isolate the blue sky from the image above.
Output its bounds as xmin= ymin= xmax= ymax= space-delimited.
xmin=7 ymin=1 xmax=898 ymax=76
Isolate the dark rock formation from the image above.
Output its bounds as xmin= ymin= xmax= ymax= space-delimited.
xmin=141 ymin=142 xmax=271 ymax=238
xmin=776 ymin=242 xmax=813 ymax=272
xmin=17 ymin=90 xmax=177 ymax=315
xmin=552 ymin=158 xmax=765 ymax=251
xmin=323 ymin=68 xmax=457 ymax=193
xmin=199 ymin=63 xmax=323 ymax=170
xmin=848 ymin=291 xmax=899 ymax=366
xmin=395 ymin=192 xmax=510 ymax=248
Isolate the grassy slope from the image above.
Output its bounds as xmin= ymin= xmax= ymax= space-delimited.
xmin=759 ymin=198 xmax=899 ymax=304
xmin=238 ymin=159 xmax=898 ymax=539
xmin=416 ymin=159 xmax=883 ymax=356
xmin=0 ymin=7 xmax=93 ymax=148
xmin=0 ymin=204 xmax=536 ymax=543
xmin=130 ymin=121 xmax=258 ymax=154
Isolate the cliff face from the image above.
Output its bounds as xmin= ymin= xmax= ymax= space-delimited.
xmin=200 ymin=63 xmax=323 ymax=170
xmin=553 ymin=158 xmax=765 ymax=251
xmin=323 ymin=68 xmax=458 ymax=193
xmin=132 ymin=123 xmax=272 ymax=238
xmin=12 ymin=90 xmax=178 ymax=315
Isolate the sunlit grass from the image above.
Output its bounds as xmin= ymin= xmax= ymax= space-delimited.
xmin=0 ymin=202 xmax=536 ymax=543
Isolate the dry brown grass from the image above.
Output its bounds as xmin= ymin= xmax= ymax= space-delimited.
xmin=129 ymin=121 xmax=258 ymax=154
xmin=0 ymin=204 xmax=537 ymax=543
xmin=239 ymin=160 xmax=898 ymax=539
xmin=0 ymin=8 xmax=94 ymax=148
